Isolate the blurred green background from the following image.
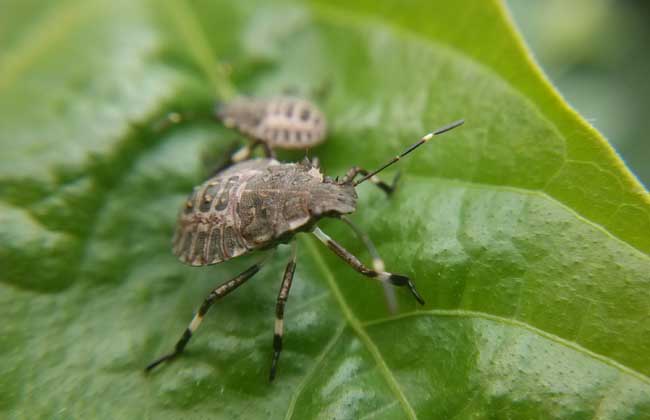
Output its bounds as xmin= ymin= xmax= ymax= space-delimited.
xmin=508 ymin=0 xmax=649 ymax=187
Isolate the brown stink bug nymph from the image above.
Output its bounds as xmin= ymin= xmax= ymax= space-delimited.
xmin=145 ymin=119 xmax=464 ymax=381
xmin=160 ymin=96 xmax=327 ymax=168
xmin=217 ymin=96 xmax=326 ymax=153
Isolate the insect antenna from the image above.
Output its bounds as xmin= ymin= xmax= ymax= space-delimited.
xmin=353 ymin=119 xmax=464 ymax=186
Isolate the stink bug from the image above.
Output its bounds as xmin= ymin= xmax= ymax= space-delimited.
xmin=145 ymin=119 xmax=464 ymax=381
xmin=218 ymin=96 xmax=326 ymax=151
xmin=159 ymin=95 xmax=327 ymax=168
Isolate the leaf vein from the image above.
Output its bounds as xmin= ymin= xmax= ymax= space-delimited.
xmin=284 ymin=323 xmax=345 ymax=420
xmin=363 ymin=309 xmax=650 ymax=385
xmin=303 ymin=236 xmax=418 ymax=420
xmin=405 ymin=173 xmax=650 ymax=261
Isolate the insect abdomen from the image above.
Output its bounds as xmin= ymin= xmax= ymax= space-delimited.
xmin=173 ymin=175 xmax=251 ymax=266
xmin=172 ymin=159 xmax=326 ymax=266
xmin=218 ymin=97 xmax=326 ymax=149
xmin=258 ymin=98 xmax=326 ymax=149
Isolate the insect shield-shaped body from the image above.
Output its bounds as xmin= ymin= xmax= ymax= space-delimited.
xmin=216 ymin=96 xmax=327 ymax=150
xmin=173 ymin=158 xmax=353 ymax=266
xmin=146 ymin=120 xmax=464 ymax=381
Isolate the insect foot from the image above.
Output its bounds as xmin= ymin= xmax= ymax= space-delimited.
xmin=384 ymin=273 xmax=425 ymax=305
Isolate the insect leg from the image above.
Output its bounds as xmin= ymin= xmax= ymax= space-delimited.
xmin=312 ymin=227 xmax=424 ymax=305
xmin=340 ymin=215 xmax=398 ymax=313
xmin=341 ymin=166 xmax=400 ymax=196
xmin=145 ymin=258 xmax=267 ymax=373
xmin=206 ymin=141 xmax=256 ymax=175
xmin=228 ymin=139 xmax=275 ymax=166
xmin=258 ymin=140 xmax=277 ymax=159
xmin=230 ymin=143 xmax=253 ymax=164
xmin=269 ymin=242 xmax=297 ymax=381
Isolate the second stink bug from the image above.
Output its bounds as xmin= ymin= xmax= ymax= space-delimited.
xmin=159 ymin=95 xmax=327 ymax=167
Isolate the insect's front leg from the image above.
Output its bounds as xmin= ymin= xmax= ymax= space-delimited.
xmin=207 ymin=139 xmax=274 ymax=176
xmin=229 ymin=140 xmax=275 ymax=165
xmin=269 ymin=241 xmax=297 ymax=381
xmin=312 ymin=227 xmax=425 ymax=305
xmin=145 ymin=261 xmax=265 ymax=373
xmin=341 ymin=166 xmax=400 ymax=196
xmin=230 ymin=143 xmax=253 ymax=164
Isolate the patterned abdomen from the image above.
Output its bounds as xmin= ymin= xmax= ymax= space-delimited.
xmin=173 ymin=160 xmax=273 ymax=266
xmin=172 ymin=159 xmax=320 ymax=266
xmin=217 ymin=96 xmax=326 ymax=149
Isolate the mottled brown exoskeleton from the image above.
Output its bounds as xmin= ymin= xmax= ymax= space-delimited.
xmin=218 ymin=96 xmax=326 ymax=152
xmin=145 ymin=120 xmax=464 ymax=381
xmin=161 ymin=96 xmax=327 ymax=169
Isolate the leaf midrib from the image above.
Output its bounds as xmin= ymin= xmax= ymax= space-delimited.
xmin=303 ymin=236 xmax=419 ymax=420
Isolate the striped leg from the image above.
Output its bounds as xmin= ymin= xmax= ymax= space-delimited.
xmin=233 ymin=140 xmax=275 ymax=162
xmin=230 ymin=143 xmax=253 ymax=163
xmin=208 ymin=140 xmax=276 ymax=175
xmin=341 ymin=166 xmax=400 ymax=195
xmin=145 ymin=262 xmax=264 ymax=372
xmin=269 ymin=242 xmax=297 ymax=381
xmin=312 ymin=227 xmax=425 ymax=305
xmin=340 ymin=215 xmax=398 ymax=313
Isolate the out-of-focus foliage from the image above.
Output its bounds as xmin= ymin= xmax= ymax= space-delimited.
xmin=509 ymin=0 xmax=650 ymax=187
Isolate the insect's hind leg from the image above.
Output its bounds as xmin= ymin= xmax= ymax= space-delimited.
xmin=269 ymin=241 xmax=297 ymax=381
xmin=258 ymin=140 xmax=276 ymax=159
xmin=341 ymin=166 xmax=400 ymax=196
xmin=145 ymin=258 xmax=268 ymax=373
xmin=230 ymin=143 xmax=254 ymax=164
xmin=340 ymin=216 xmax=398 ymax=313
xmin=312 ymin=227 xmax=424 ymax=305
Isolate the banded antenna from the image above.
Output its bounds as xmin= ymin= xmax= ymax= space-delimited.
xmin=353 ymin=119 xmax=464 ymax=186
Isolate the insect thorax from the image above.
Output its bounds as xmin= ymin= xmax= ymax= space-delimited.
xmin=173 ymin=159 xmax=356 ymax=266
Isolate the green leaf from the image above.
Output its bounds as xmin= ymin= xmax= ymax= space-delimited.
xmin=1 ymin=0 xmax=649 ymax=418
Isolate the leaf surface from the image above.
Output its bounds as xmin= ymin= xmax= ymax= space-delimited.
xmin=1 ymin=0 xmax=648 ymax=418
